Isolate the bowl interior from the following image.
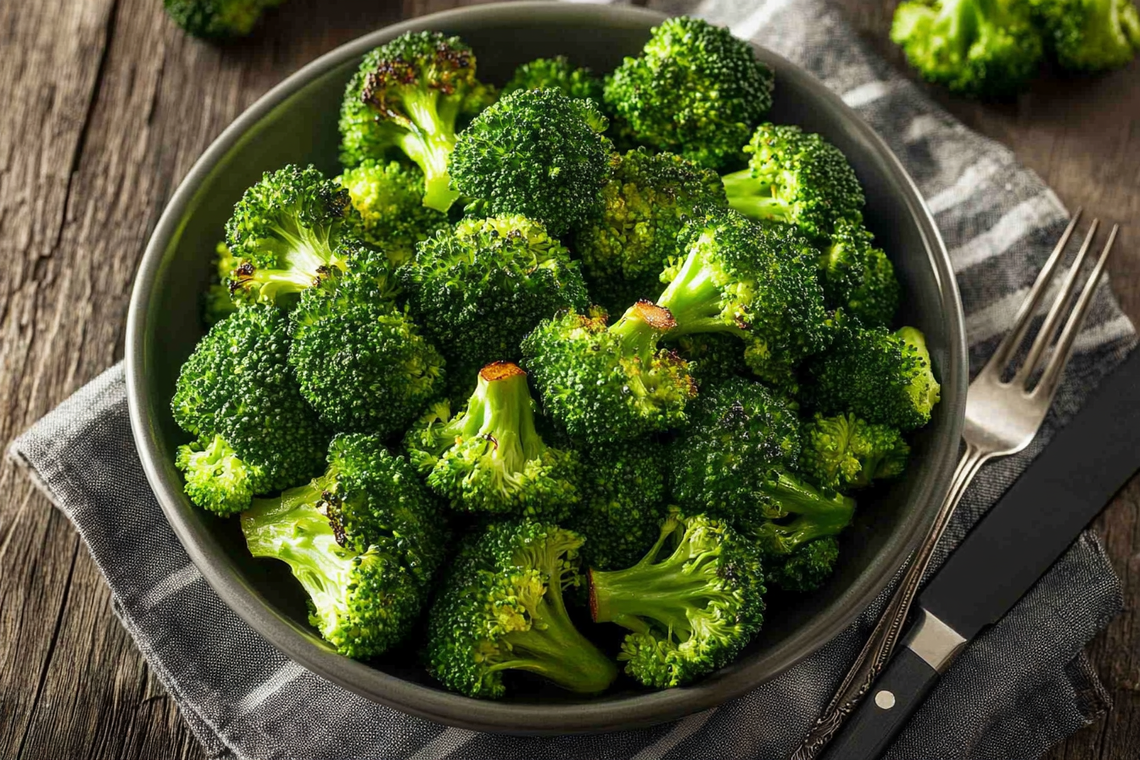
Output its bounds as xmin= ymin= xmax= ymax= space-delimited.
xmin=128 ymin=2 xmax=965 ymax=734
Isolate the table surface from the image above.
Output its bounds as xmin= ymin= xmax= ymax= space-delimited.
xmin=1 ymin=0 xmax=1137 ymax=757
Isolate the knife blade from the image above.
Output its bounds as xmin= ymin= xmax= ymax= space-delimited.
xmin=822 ymin=346 xmax=1140 ymax=760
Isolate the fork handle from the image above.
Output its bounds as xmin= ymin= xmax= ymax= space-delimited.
xmin=790 ymin=444 xmax=990 ymax=760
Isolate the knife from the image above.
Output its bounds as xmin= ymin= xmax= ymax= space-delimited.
xmin=821 ymin=346 xmax=1140 ymax=760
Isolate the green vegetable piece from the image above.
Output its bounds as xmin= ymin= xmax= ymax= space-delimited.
xmin=502 ymin=56 xmax=604 ymax=101
xmin=163 ymin=0 xmax=284 ymax=40
xmin=1030 ymin=0 xmax=1140 ymax=72
xmin=818 ymin=217 xmax=901 ymax=328
xmin=799 ymin=413 xmax=911 ymax=492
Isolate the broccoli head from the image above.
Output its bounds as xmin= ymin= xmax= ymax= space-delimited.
xmin=224 ymin=164 xmax=359 ymax=307
xmin=401 ymin=215 xmax=589 ymax=383
xmin=804 ymin=324 xmax=941 ymax=431
xmin=665 ymin=333 xmax=748 ymax=387
xmin=172 ymin=306 xmax=328 ymax=515
xmin=450 ymin=89 xmax=614 ymax=236
xmin=890 ymin=0 xmax=1044 ymax=99
xmin=575 ymin=148 xmax=728 ymax=314
xmin=426 ymin=520 xmax=618 ymax=698
xmin=568 ymin=439 xmax=669 ymax=571
xmin=288 ymin=250 xmax=446 ymax=436
xmin=521 ymin=303 xmax=696 ymax=443
xmin=339 ymin=31 xmax=495 ymax=211
xmin=403 ymin=362 xmax=579 ymax=519
xmin=587 ymin=510 xmax=766 ymax=689
xmin=603 ymin=16 xmax=774 ymax=169
xmin=163 ymin=0 xmax=283 ymax=39
xmin=203 ymin=241 xmax=240 ymax=326
xmin=721 ymin=124 xmax=865 ymax=241
xmin=656 ymin=209 xmax=830 ymax=389
xmin=240 ymin=434 xmax=445 ymax=658
xmin=1030 ymin=0 xmax=1140 ymax=71
xmin=818 ymin=217 xmax=901 ymax=328
xmin=798 ymin=413 xmax=911 ymax=492
xmin=502 ymin=56 xmax=605 ymax=102
xmin=336 ymin=160 xmax=449 ymax=267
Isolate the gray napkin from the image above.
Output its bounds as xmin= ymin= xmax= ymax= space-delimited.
xmin=10 ymin=0 xmax=1135 ymax=758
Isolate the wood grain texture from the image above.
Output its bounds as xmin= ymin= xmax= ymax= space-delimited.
xmin=0 ymin=0 xmax=1135 ymax=758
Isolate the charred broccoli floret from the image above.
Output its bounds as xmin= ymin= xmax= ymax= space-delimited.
xmin=339 ymin=31 xmax=495 ymax=211
xmin=818 ymin=217 xmax=900 ymax=328
xmin=163 ymin=0 xmax=283 ymax=40
xmin=203 ymin=241 xmax=240 ymax=326
xmin=502 ymin=56 xmax=605 ymax=102
xmin=521 ymin=303 xmax=696 ymax=443
xmin=450 ymin=89 xmax=614 ymax=236
xmin=426 ymin=520 xmax=617 ymax=698
xmin=588 ymin=510 xmax=766 ymax=688
xmin=804 ymin=324 xmax=941 ymax=431
xmin=403 ymin=362 xmax=579 ymax=519
xmin=240 ymin=434 xmax=444 ymax=658
xmin=890 ymin=0 xmax=1044 ymax=99
xmin=798 ymin=413 xmax=910 ymax=492
xmin=603 ymin=17 xmax=774 ymax=169
xmin=172 ymin=306 xmax=327 ymax=515
xmin=575 ymin=148 xmax=728 ymax=314
xmin=1030 ymin=0 xmax=1140 ymax=71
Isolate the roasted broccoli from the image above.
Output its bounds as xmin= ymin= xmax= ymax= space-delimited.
xmin=163 ymin=0 xmax=284 ymax=40
xmin=224 ymin=165 xmax=359 ymax=307
xmin=656 ymin=209 xmax=830 ymax=389
xmin=721 ymin=124 xmax=865 ymax=241
xmin=1030 ymin=0 xmax=1140 ymax=71
xmin=450 ymin=89 xmax=614 ymax=236
xmin=575 ymin=148 xmax=728 ymax=314
xmin=339 ymin=31 xmax=495 ymax=211
xmin=502 ymin=56 xmax=605 ymax=101
xmin=288 ymin=248 xmax=446 ymax=435
xmin=804 ymin=324 xmax=941 ymax=431
xmin=568 ymin=439 xmax=669 ymax=571
xmin=336 ymin=160 xmax=449 ymax=267
xmin=604 ymin=17 xmax=774 ymax=169
xmin=818 ymin=217 xmax=900 ymax=328
xmin=798 ymin=413 xmax=910 ymax=492
xmin=240 ymin=434 xmax=444 ymax=658
xmin=588 ymin=510 xmax=766 ymax=688
xmin=521 ymin=303 xmax=696 ymax=443
xmin=401 ymin=215 xmax=589 ymax=385
xmin=426 ymin=520 xmax=617 ymax=698
xmin=890 ymin=0 xmax=1044 ymax=99
xmin=665 ymin=333 xmax=749 ymax=387
xmin=203 ymin=241 xmax=239 ymax=326
xmin=172 ymin=306 xmax=327 ymax=515
xmin=403 ymin=362 xmax=579 ymax=519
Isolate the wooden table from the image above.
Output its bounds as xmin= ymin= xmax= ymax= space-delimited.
xmin=0 ymin=0 xmax=1135 ymax=757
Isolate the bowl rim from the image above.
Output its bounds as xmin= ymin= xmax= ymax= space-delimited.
xmin=126 ymin=0 xmax=967 ymax=736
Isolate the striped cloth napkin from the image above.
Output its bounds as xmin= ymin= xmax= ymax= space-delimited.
xmin=10 ymin=1 xmax=1135 ymax=758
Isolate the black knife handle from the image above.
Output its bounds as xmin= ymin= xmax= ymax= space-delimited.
xmin=820 ymin=646 xmax=940 ymax=760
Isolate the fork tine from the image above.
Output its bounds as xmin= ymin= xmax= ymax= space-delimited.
xmin=984 ymin=210 xmax=1083 ymax=375
xmin=1033 ymin=224 xmax=1119 ymax=401
xmin=1013 ymin=219 xmax=1100 ymax=387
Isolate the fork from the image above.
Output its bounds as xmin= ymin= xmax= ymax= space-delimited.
xmin=791 ymin=211 xmax=1120 ymax=760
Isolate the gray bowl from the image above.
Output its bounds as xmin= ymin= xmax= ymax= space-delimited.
xmin=126 ymin=1 xmax=966 ymax=735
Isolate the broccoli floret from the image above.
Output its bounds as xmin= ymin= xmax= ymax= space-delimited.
xmin=163 ymin=0 xmax=283 ymax=39
xmin=890 ymin=0 xmax=1044 ymax=99
xmin=665 ymin=333 xmax=748 ymax=387
xmin=575 ymin=148 xmax=728 ymax=314
xmin=818 ymin=217 xmax=901 ymax=328
xmin=450 ymin=89 xmax=614 ymax=236
xmin=521 ymin=303 xmax=696 ymax=443
xmin=401 ymin=215 xmax=589 ymax=384
xmin=502 ymin=56 xmax=605 ymax=102
xmin=568 ymin=440 xmax=669 ymax=571
xmin=338 ymin=31 xmax=495 ymax=211
xmin=403 ymin=362 xmax=579 ymax=519
xmin=721 ymin=124 xmax=865 ymax=241
xmin=587 ymin=510 xmax=766 ymax=689
xmin=426 ymin=520 xmax=618 ymax=698
xmin=603 ymin=17 xmax=774 ymax=169
xmin=804 ymin=324 xmax=941 ymax=431
xmin=171 ymin=307 xmax=327 ymax=515
xmin=656 ymin=209 xmax=830 ymax=389
xmin=224 ymin=165 xmax=359 ymax=307
xmin=240 ymin=434 xmax=444 ymax=658
xmin=759 ymin=535 xmax=842 ymax=593
xmin=799 ymin=413 xmax=911 ymax=492
xmin=336 ymin=160 xmax=449 ymax=267
xmin=1030 ymin=0 xmax=1140 ymax=71
xmin=203 ymin=241 xmax=240 ymax=326
xmin=288 ymin=250 xmax=445 ymax=436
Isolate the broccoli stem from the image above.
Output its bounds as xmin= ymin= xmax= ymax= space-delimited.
xmin=655 ymin=239 xmax=744 ymax=337
xmin=398 ymin=91 xmax=461 ymax=212
xmin=721 ymin=168 xmax=788 ymax=223
xmin=608 ymin=301 xmax=677 ymax=365
xmin=472 ymin=362 xmax=546 ymax=474
xmin=763 ymin=473 xmax=856 ymax=533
